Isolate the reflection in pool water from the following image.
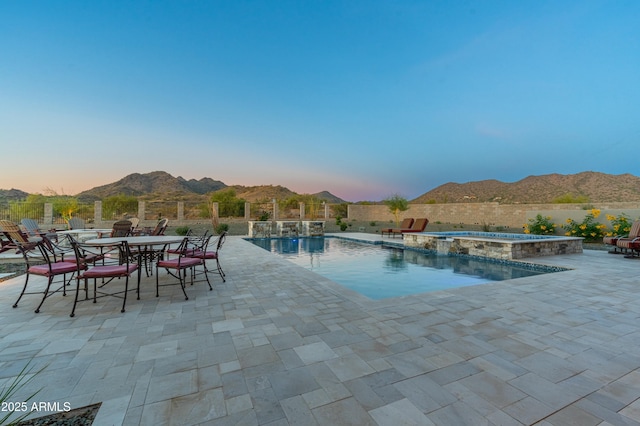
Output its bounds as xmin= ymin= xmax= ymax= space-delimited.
xmin=248 ymin=237 xmax=562 ymax=300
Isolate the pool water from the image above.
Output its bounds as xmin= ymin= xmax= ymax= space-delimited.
xmin=249 ymin=237 xmax=556 ymax=300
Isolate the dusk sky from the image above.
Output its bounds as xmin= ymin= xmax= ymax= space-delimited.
xmin=2 ymin=1 xmax=639 ymax=202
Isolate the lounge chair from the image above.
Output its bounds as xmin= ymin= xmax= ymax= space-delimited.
xmin=21 ymin=218 xmax=58 ymax=241
xmin=604 ymin=220 xmax=640 ymax=254
xmin=615 ymin=221 xmax=640 ymax=257
xmin=381 ymin=218 xmax=414 ymax=237
xmin=67 ymin=217 xmax=86 ymax=230
xmin=390 ymin=218 xmax=429 ymax=238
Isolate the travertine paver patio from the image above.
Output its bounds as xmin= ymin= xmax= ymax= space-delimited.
xmin=1 ymin=234 xmax=639 ymax=425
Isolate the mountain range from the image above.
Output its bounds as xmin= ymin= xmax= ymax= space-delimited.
xmin=2 ymin=171 xmax=640 ymax=204
xmin=413 ymin=171 xmax=640 ymax=204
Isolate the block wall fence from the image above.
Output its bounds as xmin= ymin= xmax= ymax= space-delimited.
xmin=348 ymin=202 xmax=640 ymax=230
xmin=29 ymin=200 xmax=640 ymax=232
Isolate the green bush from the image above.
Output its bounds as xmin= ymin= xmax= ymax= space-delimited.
xmin=340 ymin=222 xmax=348 ymax=231
xmin=605 ymin=213 xmax=632 ymax=237
xmin=175 ymin=226 xmax=191 ymax=236
xmin=563 ymin=209 xmax=607 ymax=242
xmin=215 ymin=223 xmax=229 ymax=235
xmin=553 ymin=193 xmax=589 ymax=204
xmin=524 ymin=214 xmax=557 ymax=235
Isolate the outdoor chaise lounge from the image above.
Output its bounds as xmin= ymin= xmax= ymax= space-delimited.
xmin=389 ymin=218 xmax=429 ymax=238
xmin=615 ymin=221 xmax=640 ymax=257
xmin=604 ymin=220 xmax=640 ymax=254
xmin=381 ymin=218 xmax=414 ymax=237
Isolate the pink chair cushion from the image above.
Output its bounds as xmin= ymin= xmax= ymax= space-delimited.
xmin=188 ymin=250 xmax=218 ymax=259
xmin=157 ymin=258 xmax=202 ymax=269
xmin=29 ymin=262 xmax=79 ymax=277
xmin=82 ymin=264 xmax=138 ymax=278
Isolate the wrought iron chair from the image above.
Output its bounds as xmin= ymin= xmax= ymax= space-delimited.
xmin=156 ymin=237 xmax=208 ymax=300
xmin=70 ymin=240 xmax=140 ymax=317
xmin=187 ymin=231 xmax=227 ymax=282
xmin=12 ymin=236 xmax=85 ymax=313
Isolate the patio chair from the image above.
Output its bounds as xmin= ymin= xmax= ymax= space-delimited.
xmin=67 ymin=217 xmax=86 ymax=230
xmin=128 ymin=218 xmax=140 ymax=235
xmin=70 ymin=240 xmax=139 ymax=317
xmin=140 ymin=218 xmax=169 ymax=236
xmin=12 ymin=236 xmax=85 ymax=313
xmin=389 ymin=218 xmax=429 ymax=238
xmin=0 ymin=219 xmax=40 ymax=254
xmin=109 ymin=220 xmax=133 ymax=237
xmin=20 ymin=218 xmax=58 ymax=241
xmin=381 ymin=218 xmax=414 ymax=237
xmin=187 ymin=231 xmax=227 ymax=283
xmin=156 ymin=237 xmax=206 ymax=300
xmin=615 ymin=221 xmax=640 ymax=257
xmin=605 ymin=220 xmax=640 ymax=254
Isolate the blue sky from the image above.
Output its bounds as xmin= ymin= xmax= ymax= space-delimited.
xmin=1 ymin=1 xmax=639 ymax=202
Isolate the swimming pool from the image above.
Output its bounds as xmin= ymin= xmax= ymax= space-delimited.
xmin=248 ymin=237 xmax=564 ymax=299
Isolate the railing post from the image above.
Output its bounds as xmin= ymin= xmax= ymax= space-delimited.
xmin=299 ymin=202 xmax=305 ymax=220
xmin=44 ymin=203 xmax=53 ymax=226
xmin=323 ymin=202 xmax=328 ymax=219
xmin=244 ymin=202 xmax=251 ymax=220
xmin=273 ymin=199 xmax=278 ymax=221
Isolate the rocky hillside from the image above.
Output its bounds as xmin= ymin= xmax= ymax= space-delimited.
xmin=74 ymin=171 xmax=346 ymax=203
xmin=412 ymin=172 xmax=640 ymax=203
xmin=77 ymin=171 xmax=227 ymax=200
xmin=0 ymin=188 xmax=29 ymax=201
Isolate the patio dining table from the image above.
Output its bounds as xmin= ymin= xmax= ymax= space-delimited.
xmin=57 ymin=228 xmax=114 ymax=241
xmin=84 ymin=235 xmax=185 ymax=276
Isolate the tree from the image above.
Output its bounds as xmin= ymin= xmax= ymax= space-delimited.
xmin=383 ymin=194 xmax=409 ymax=227
xmin=210 ymin=189 xmax=245 ymax=218
xmin=103 ymin=194 xmax=138 ymax=220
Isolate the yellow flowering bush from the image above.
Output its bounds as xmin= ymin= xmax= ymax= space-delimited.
xmin=605 ymin=213 xmax=632 ymax=237
xmin=524 ymin=214 xmax=557 ymax=235
xmin=563 ymin=209 xmax=606 ymax=242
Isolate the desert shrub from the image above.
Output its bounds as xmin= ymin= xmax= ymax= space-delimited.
xmin=369 ymin=221 xmax=376 ymax=226
xmin=524 ymin=214 xmax=557 ymax=235
xmin=175 ymin=226 xmax=191 ymax=236
xmin=553 ymin=193 xmax=589 ymax=204
xmin=215 ymin=223 xmax=229 ymax=235
xmin=340 ymin=222 xmax=348 ymax=231
xmin=563 ymin=209 xmax=607 ymax=242
xmin=605 ymin=213 xmax=632 ymax=237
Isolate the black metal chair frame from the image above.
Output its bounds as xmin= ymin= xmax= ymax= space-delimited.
xmin=187 ymin=231 xmax=226 ymax=283
xmin=12 ymin=236 xmax=84 ymax=314
xmin=156 ymin=237 xmax=209 ymax=300
xmin=70 ymin=240 xmax=140 ymax=317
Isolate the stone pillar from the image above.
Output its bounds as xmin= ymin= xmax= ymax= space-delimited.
xmin=211 ymin=202 xmax=219 ymax=223
xmin=244 ymin=202 xmax=251 ymax=220
xmin=299 ymin=202 xmax=305 ymax=220
xmin=177 ymin=202 xmax=184 ymax=222
xmin=95 ymin=201 xmax=103 ymax=224
xmin=138 ymin=201 xmax=145 ymax=221
xmin=273 ymin=199 xmax=278 ymax=221
xmin=44 ymin=203 xmax=53 ymax=226
xmin=323 ymin=202 xmax=328 ymax=219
